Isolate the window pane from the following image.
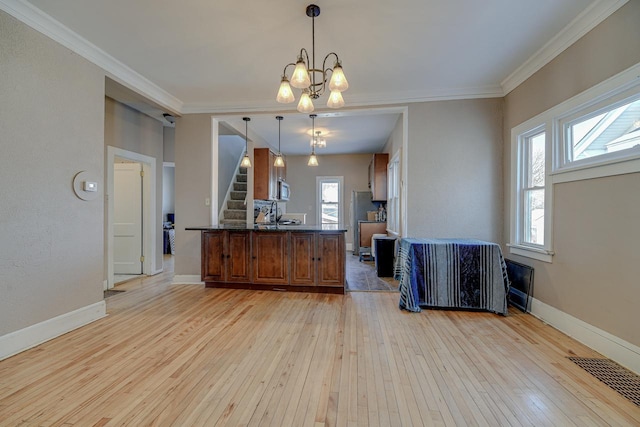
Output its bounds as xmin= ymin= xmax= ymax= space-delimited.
xmin=321 ymin=204 xmax=338 ymax=224
xmin=528 ymin=133 xmax=545 ymax=187
xmin=321 ymin=182 xmax=339 ymax=203
xmin=524 ymin=189 xmax=544 ymax=245
xmin=566 ymin=97 xmax=640 ymax=162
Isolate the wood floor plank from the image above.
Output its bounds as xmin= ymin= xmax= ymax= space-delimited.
xmin=1 ymin=260 xmax=639 ymax=426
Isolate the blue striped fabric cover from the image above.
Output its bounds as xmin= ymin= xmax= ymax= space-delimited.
xmin=395 ymin=238 xmax=510 ymax=315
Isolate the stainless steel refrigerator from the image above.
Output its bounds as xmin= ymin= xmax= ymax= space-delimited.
xmin=350 ymin=190 xmax=378 ymax=255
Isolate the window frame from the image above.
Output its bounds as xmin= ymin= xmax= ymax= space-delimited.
xmin=509 ymin=63 xmax=640 ymax=263
xmin=387 ymin=150 xmax=401 ymax=235
xmin=555 ymin=88 xmax=640 ymax=175
xmin=510 ymin=124 xmax=554 ymax=263
xmin=316 ymin=176 xmax=343 ymax=227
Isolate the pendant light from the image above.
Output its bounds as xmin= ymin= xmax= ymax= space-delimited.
xmin=308 ymin=114 xmax=319 ymax=166
xmin=240 ymin=117 xmax=252 ymax=168
xmin=274 ymin=116 xmax=285 ymax=168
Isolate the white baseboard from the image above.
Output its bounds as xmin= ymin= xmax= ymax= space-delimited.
xmin=530 ymin=297 xmax=640 ymax=375
xmin=150 ymin=268 xmax=163 ymax=275
xmin=0 ymin=301 xmax=107 ymax=361
xmin=173 ymin=274 xmax=204 ymax=285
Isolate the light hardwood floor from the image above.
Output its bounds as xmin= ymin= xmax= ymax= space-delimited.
xmin=1 ymin=259 xmax=639 ymax=426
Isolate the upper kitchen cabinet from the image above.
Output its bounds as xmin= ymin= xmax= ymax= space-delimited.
xmin=254 ymin=148 xmax=286 ymax=201
xmin=368 ymin=153 xmax=388 ymax=202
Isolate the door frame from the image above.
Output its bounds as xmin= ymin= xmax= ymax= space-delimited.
xmin=106 ymin=146 xmax=157 ymax=289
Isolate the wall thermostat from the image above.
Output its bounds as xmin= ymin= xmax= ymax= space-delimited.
xmin=73 ymin=171 xmax=99 ymax=201
xmin=84 ymin=181 xmax=98 ymax=192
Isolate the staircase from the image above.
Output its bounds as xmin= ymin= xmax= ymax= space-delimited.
xmin=220 ymin=167 xmax=248 ymax=225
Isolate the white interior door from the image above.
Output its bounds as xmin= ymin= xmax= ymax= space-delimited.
xmin=114 ymin=162 xmax=143 ymax=274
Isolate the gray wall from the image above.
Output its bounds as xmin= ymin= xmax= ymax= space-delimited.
xmin=407 ymin=98 xmax=503 ymax=242
xmin=163 ymin=127 xmax=175 ymax=163
xmin=285 ymin=153 xmax=373 ymax=247
xmin=503 ymin=1 xmax=640 ymax=346
xmin=174 ymin=114 xmax=213 ymax=275
xmin=104 ymin=97 xmax=164 ymax=271
xmin=382 ymin=114 xmax=403 ymax=157
xmin=0 ymin=10 xmax=105 ymax=335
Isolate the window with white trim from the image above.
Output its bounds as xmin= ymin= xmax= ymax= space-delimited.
xmin=558 ymin=93 xmax=640 ymax=171
xmin=387 ymin=151 xmax=401 ymax=234
xmin=509 ymin=63 xmax=640 ymax=263
xmin=520 ymin=130 xmax=546 ymax=246
xmin=317 ymin=176 xmax=343 ymax=229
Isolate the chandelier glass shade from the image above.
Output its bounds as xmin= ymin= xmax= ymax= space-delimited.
xmin=277 ymin=4 xmax=349 ymax=113
xmin=310 ymin=130 xmax=326 ymax=148
xmin=308 ymin=114 xmax=319 ymax=166
xmin=240 ymin=117 xmax=252 ymax=168
xmin=274 ymin=116 xmax=285 ymax=168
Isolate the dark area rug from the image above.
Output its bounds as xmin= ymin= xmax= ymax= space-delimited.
xmin=346 ymin=252 xmax=399 ymax=292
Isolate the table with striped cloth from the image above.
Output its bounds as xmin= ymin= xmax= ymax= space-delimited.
xmin=395 ymin=238 xmax=510 ymax=315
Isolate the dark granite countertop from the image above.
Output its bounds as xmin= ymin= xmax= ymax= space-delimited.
xmin=185 ymin=224 xmax=347 ymax=232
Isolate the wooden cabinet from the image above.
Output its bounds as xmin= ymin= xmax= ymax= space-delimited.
xmin=197 ymin=229 xmax=344 ymax=293
xmin=290 ymin=232 xmax=315 ymax=286
xmin=368 ymin=153 xmax=388 ymax=202
xmin=202 ymin=230 xmax=251 ymax=283
xmin=290 ymin=232 xmax=344 ymax=287
xmin=252 ymin=231 xmax=289 ymax=285
xmin=359 ymin=221 xmax=387 ymax=249
xmin=254 ymin=148 xmax=286 ymax=201
xmin=317 ymin=233 xmax=345 ymax=287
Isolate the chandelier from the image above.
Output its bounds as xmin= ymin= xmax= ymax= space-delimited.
xmin=276 ymin=4 xmax=349 ymax=113
xmin=310 ymin=130 xmax=326 ymax=148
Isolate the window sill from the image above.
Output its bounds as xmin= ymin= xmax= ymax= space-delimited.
xmin=507 ymin=244 xmax=554 ymax=263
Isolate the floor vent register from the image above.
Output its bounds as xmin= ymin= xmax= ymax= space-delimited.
xmin=568 ymin=357 xmax=640 ymax=406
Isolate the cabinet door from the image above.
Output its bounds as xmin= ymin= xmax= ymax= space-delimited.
xmin=317 ymin=233 xmax=345 ymax=287
xmin=253 ymin=148 xmax=270 ymax=200
xmin=371 ymin=153 xmax=389 ymax=201
xmin=252 ymin=232 xmax=289 ymax=284
xmin=202 ymin=231 xmax=225 ymax=282
xmin=290 ymin=232 xmax=316 ymax=285
xmin=227 ymin=231 xmax=251 ymax=282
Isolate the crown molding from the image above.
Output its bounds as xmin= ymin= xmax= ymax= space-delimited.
xmin=0 ymin=0 xmax=183 ymax=114
xmin=3 ymin=0 xmax=624 ymax=114
xmin=182 ymin=85 xmax=505 ymax=114
xmin=501 ymin=0 xmax=629 ymax=95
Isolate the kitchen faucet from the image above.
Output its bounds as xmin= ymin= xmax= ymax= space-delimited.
xmin=269 ymin=200 xmax=277 ymax=224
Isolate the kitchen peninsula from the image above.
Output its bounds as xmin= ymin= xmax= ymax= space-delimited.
xmin=186 ymin=225 xmax=346 ymax=294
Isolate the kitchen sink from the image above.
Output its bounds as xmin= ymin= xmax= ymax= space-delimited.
xmin=277 ymin=219 xmax=301 ymax=225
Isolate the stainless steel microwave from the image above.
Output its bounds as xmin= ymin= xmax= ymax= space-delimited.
xmin=278 ymin=180 xmax=290 ymax=201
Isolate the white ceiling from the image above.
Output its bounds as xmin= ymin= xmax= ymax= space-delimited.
xmin=10 ymin=0 xmax=624 ymax=155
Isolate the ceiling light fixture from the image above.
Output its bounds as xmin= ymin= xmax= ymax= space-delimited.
xmin=308 ymin=114 xmax=319 ymax=166
xmin=277 ymin=4 xmax=349 ymax=113
xmin=310 ymin=130 xmax=326 ymax=148
xmin=241 ymin=117 xmax=252 ymax=168
xmin=274 ymin=116 xmax=285 ymax=168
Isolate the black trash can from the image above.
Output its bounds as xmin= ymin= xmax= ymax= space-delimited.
xmin=374 ymin=237 xmax=396 ymax=277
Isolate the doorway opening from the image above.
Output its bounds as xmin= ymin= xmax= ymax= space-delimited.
xmin=106 ymin=146 xmax=157 ymax=290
